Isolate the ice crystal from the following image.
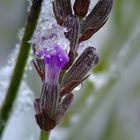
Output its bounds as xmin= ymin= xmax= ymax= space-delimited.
xmin=31 ymin=23 xmax=70 ymax=54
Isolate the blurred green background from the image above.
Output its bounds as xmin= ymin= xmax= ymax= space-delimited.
xmin=0 ymin=0 xmax=140 ymax=140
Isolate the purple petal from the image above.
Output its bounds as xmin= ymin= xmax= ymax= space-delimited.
xmin=43 ymin=43 xmax=69 ymax=68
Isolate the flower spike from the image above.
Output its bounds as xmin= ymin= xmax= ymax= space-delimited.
xmin=31 ymin=0 xmax=113 ymax=132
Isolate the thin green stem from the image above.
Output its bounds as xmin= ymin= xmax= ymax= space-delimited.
xmin=0 ymin=0 xmax=43 ymax=137
xmin=39 ymin=130 xmax=50 ymax=140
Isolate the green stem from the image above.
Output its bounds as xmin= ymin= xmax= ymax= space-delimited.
xmin=39 ymin=130 xmax=50 ymax=140
xmin=0 ymin=0 xmax=43 ymax=137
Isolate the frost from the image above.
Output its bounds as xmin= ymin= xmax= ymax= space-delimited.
xmin=39 ymin=0 xmax=55 ymax=22
xmin=17 ymin=28 xmax=25 ymax=42
xmin=0 ymin=44 xmax=33 ymax=115
xmin=26 ymin=0 xmax=32 ymax=12
xmin=0 ymin=45 xmax=19 ymax=107
xmin=29 ymin=0 xmax=70 ymax=57
xmin=31 ymin=23 xmax=70 ymax=54
xmin=0 ymin=9 xmax=34 ymax=117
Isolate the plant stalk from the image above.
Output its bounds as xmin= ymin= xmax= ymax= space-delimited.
xmin=0 ymin=0 xmax=43 ymax=137
xmin=39 ymin=130 xmax=50 ymax=140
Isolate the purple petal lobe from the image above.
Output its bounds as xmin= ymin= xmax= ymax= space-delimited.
xmin=35 ymin=43 xmax=69 ymax=84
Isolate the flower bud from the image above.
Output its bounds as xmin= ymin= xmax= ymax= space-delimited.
xmin=63 ymin=47 xmax=99 ymax=85
xmin=60 ymin=47 xmax=99 ymax=96
xmin=63 ymin=15 xmax=80 ymax=69
xmin=80 ymin=0 xmax=113 ymax=41
xmin=53 ymin=0 xmax=72 ymax=25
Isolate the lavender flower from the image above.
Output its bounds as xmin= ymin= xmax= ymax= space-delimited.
xmin=32 ymin=24 xmax=72 ymax=131
xmin=36 ymin=43 xmax=69 ymax=84
xmin=31 ymin=0 xmax=113 ymax=132
xmin=32 ymin=23 xmax=70 ymax=82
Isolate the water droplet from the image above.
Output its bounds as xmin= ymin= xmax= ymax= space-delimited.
xmin=73 ymin=83 xmax=82 ymax=91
